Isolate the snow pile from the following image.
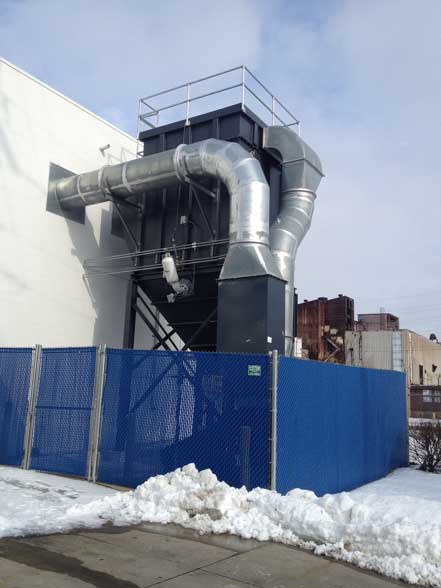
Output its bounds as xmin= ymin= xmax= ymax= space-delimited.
xmin=0 ymin=466 xmax=115 ymax=538
xmin=2 ymin=465 xmax=441 ymax=586
xmin=65 ymin=465 xmax=441 ymax=587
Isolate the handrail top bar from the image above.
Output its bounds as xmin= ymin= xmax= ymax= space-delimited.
xmin=140 ymin=65 xmax=244 ymax=102
xmin=141 ymin=83 xmax=243 ymax=117
xmin=137 ymin=65 xmax=300 ymax=136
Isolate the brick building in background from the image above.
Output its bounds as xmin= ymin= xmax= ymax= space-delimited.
xmin=297 ymin=295 xmax=354 ymax=362
xmin=357 ymin=312 xmax=400 ymax=331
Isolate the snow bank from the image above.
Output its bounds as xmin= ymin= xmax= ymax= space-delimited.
xmin=2 ymin=465 xmax=441 ymax=586
xmin=65 ymin=465 xmax=441 ymax=587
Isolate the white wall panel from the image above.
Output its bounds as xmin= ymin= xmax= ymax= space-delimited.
xmin=0 ymin=58 xmax=155 ymax=347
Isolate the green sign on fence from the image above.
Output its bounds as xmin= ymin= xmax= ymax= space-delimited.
xmin=248 ymin=365 xmax=261 ymax=377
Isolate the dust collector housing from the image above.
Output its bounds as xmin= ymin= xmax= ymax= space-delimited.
xmin=131 ymin=104 xmax=285 ymax=353
xmin=47 ymin=73 xmax=323 ymax=355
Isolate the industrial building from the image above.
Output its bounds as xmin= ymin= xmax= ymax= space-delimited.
xmin=297 ymin=294 xmax=354 ymax=362
xmin=1 ymin=59 xmax=323 ymax=355
xmin=345 ymin=329 xmax=441 ymax=415
xmin=0 ymin=58 xmax=409 ymax=502
xmin=357 ymin=312 xmax=400 ymax=331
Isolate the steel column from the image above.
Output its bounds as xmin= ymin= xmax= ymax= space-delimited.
xmin=22 ymin=344 xmax=42 ymax=469
xmin=269 ymin=349 xmax=278 ymax=490
xmin=87 ymin=345 xmax=106 ymax=482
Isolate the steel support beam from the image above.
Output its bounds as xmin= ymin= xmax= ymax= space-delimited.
xmin=87 ymin=345 xmax=106 ymax=482
xmin=181 ymin=307 xmax=217 ymax=351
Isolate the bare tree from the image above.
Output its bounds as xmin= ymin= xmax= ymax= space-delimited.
xmin=409 ymin=421 xmax=441 ymax=473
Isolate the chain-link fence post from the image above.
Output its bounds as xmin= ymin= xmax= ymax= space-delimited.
xmin=22 ymin=344 xmax=42 ymax=469
xmin=87 ymin=344 xmax=106 ymax=482
xmin=269 ymin=349 xmax=279 ymax=490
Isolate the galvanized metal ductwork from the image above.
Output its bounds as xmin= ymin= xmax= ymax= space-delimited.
xmin=264 ymin=126 xmax=324 ymax=356
xmin=52 ymin=138 xmax=281 ymax=282
xmin=174 ymin=140 xmax=281 ymax=280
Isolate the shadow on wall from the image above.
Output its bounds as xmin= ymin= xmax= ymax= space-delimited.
xmin=65 ymin=207 xmax=129 ymax=347
xmin=0 ymin=63 xmax=132 ymax=347
xmin=0 ymin=66 xmax=46 ymax=305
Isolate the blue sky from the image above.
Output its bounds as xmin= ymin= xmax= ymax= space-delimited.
xmin=1 ymin=0 xmax=440 ymax=336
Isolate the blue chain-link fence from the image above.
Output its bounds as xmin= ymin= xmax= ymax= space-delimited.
xmin=276 ymin=357 xmax=408 ymax=496
xmin=30 ymin=348 xmax=96 ymax=477
xmin=0 ymin=346 xmax=408 ymax=496
xmin=97 ymin=349 xmax=270 ymax=489
xmin=0 ymin=348 xmax=33 ymax=466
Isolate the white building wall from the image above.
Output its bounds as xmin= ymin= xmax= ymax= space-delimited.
xmin=345 ymin=330 xmax=441 ymax=386
xmin=0 ymin=58 xmax=155 ymax=348
xmin=401 ymin=331 xmax=441 ymax=388
xmin=345 ymin=329 xmax=441 ymax=415
xmin=345 ymin=331 xmax=394 ymax=371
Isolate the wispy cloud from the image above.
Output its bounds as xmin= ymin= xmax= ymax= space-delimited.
xmin=1 ymin=0 xmax=440 ymax=335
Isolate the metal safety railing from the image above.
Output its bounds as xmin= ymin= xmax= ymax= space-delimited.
xmin=137 ymin=65 xmax=300 ymax=138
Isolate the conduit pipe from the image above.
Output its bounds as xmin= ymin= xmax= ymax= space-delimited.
xmin=264 ymin=127 xmax=324 ymax=356
xmin=52 ymin=138 xmax=281 ymax=281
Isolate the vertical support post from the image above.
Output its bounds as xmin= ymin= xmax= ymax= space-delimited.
xmin=123 ymin=279 xmax=138 ymax=348
xmin=269 ymin=349 xmax=278 ymax=490
xmin=22 ymin=345 xmax=42 ymax=469
xmin=185 ymin=83 xmax=191 ymax=126
xmin=87 ymin=345 xmax=106 ymax=482
xmin=241 ymin=65 xmax=246 ymax=109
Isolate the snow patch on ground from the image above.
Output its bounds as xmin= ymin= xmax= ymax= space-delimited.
xmin=2 ymin=465 xmax=441 ymax=586
xmin=0 ymin=466 xmax=115 ymax=538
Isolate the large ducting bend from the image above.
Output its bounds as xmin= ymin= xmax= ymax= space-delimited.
xmin=52 ymin=138 xmax=281 ymax=281
xmin=174 ymin=140 xmax=281 ymax=280
xmin=264 ymin=126 xmax=324 ymax=356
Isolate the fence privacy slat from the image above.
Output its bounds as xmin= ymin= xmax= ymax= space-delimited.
xmin=0 ymin=348 xmax=34 ymax=467
xmin=29 ymin=348 xmax=96 ymax=477
xmin=96 ymin=349 xmax=271 ymax=489
xmin=0 ymin=346 xmax=408 ymax=495
xmin=276 ymin=357 xmax=408 ymax=495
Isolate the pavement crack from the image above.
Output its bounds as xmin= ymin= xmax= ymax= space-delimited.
xmin=143 ymin=550 xmax=243 ymax=588
xmin=199 ymin=568 xmax=264 ymax=587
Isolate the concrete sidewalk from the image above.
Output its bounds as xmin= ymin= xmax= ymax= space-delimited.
xmin=0 ymin=522 xmax=415 ymax=588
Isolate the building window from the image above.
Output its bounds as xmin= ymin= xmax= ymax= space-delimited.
xmin=422 ymin=389 xmax=441 ymax=403
xmin=419 ymin=364 xmax=424 ymax=385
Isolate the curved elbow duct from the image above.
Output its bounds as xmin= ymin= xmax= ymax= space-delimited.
xmin=51 ymin=138 xmax=281 ymax=281
xmin=264 ymin=127 xmax=324 ymax=356
xmin=174 ymin=140 xmax=281 ymax=280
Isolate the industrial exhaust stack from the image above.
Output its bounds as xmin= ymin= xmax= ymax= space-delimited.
xmin=47 ymin=66 xmax=322 ymax=355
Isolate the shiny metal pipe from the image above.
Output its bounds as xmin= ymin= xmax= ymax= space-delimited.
xmin=53 ymin=149 xmax=177 ymax=209
xmin=51 ymin=138 xmax=282 ymax=281
xmin=174 ymin=139 xmax=281 ymax=279
xmin=264 ymin=127 xmax=324 ymax=356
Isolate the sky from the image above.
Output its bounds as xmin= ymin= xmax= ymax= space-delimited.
xmin=1 ymin=0 xmax=440 ymax=337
